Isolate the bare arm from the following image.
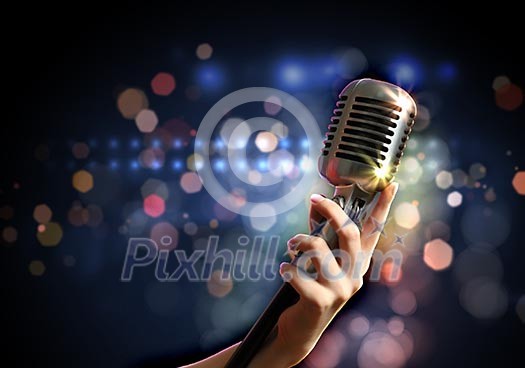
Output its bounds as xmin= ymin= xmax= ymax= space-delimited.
xmin=183 ymin=183 xmax=398 ymax=368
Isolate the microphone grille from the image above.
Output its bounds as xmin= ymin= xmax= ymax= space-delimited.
xmin=319 ymin=79 xmax=417 ymax=191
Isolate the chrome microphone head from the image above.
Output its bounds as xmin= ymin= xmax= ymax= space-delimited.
xmin=319 ymin=78 xmax=417 ymax=193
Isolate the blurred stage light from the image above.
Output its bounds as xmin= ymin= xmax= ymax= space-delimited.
xmin=151 ymin=72 xmax=176 ymax=96
xmin=279 ymin=63 xmax=305 ymax=88
xmin=437 ymin=62 xmax=457 ymax=81
xmin=196 ymin=43 xmax=213 ymax=60
xmin=143 ymin=194 xmax=166 ymax=218
xmin=130 ymin=160 xmax=139 ymax=170
xmin=117 ymin=88 xmax=149 ymax=119
xmin=72 ymin=170 xmax=94 ymax=193
xmin=387 ymin=56 xmax=423 ymax=89
xmin=197 ymin=64 xmax=224 ymax=90
xmin=212 ymin=158 xmax=227 ymax=172
xmin=423 ymin=239 xmax=453 ymax=271
xmin=171 ymin=159 xmax=183 ymax=171
xmin=29 ymin=260 xmax=46 ymax=276
xmin=135 ymin=109 xmax=159 ymax=133
xmin=72 ymin=142 xmax=90 ymax=159
xmin=33 ymin=204 xmax=52 ymax=224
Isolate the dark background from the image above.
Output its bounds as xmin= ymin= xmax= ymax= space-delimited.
xmin=2 ymin=2 xmax=524 ymax=367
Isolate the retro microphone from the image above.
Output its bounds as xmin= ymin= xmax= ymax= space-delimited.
xmin=225 ymin=78 xmax=417 ymax=367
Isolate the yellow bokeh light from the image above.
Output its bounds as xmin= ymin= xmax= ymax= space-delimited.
xmin=36 ymin=222 xmax=63 ymax=247
xmin=186 ymin=153 xmax=204 ymax=172
xmin=394 ymin=202 xmax=420 ymax=229
xmin=29 ymin=260 xmax=46 ymax=276
xmin=73 ymin=170 xmax=94 ymax=193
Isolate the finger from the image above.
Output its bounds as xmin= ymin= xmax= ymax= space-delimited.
xmin=288 ymin=234 xmax=341 ymax=282
xmin=361 ymin=182 xmax=399 ymax=252
xmin=310 ymin=194 xmax=360 ymax=249
xmin=279 ymin=262 xmax=324 ymax=300
xmin=308 ymin=194 xmax=326 ymax=232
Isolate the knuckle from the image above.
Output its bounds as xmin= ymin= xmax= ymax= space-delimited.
xmin=340 ymin=222 xmax=360 ymax=242
xmin=333 ymin=283 xmax=353 ymax=303
xmin=353 ymin=278 xmax=364 ymax=292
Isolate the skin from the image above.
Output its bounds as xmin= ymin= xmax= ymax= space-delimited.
xmin=183 ymin=182 xmax=399 ymax=368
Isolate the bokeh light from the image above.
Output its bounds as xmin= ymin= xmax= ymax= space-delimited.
xmin=2 ymin=226 xmax=18 ymax=243
xmin=72 ymin=170 xmax=94 ymax=193
xmin=196 ymin=43 xmax=213 ymax=60
xmin=512 ymin=171 xmax=525 ymax=195
xmin=151 ymin=72 xmax=176 ymax=96
xmin=460 ymin=278 xmax=508 ymax=319
xmin=29 ymin=260 xmax=46 ymax=276
xmin=207 ymin=270 xmax=233 ymax=298
xmin=264 ymin=96 xmax=282 ymax=115
xmin=135 ymin=109 xmax=159 ymax=133
xmin=492 ymin=75 xmax=510 ymax=90
xmin=423 ymin=239 xmax=453 ymax=271
xmin=33 ymin=204 xmax=52 ymax=224
xmin=249 ymin=204 xmax=276 ymax=231
xmin=495 ymin=82 xmax=523 ymax=111
xmin=0 ymin=205 xmax=14 ymax=220
xmin=150 ymin=222 xmax=179 ymax=250
xmin=394 ymin=202 xmax=420 ymax=229
xmin=348 ymin=314 xmax=370 ymax=338
xmin=36 ymin=222 xmax=63 ymax=247
xmin=117 ymin=88 xmax=149 ymax=119
xmin=335 ymin=48 xmax=368 ymax=79
xmin=186 ymin=153 xmax=204 ymax=171
xmin=469 ymin=163 xmax=486 ymax=180
xmin=254 ymin=131 xmax=279 ymax=153
xmin=453 ymin=248 xmax=503 ymax=284
xmin=446 ymin=191 xmax=462 ymax=207
xmin=390 ymin=289 xmax=417 ymax=316
xmin=72 ymin=142 xmax=90 ymax=159
xmin=180 ymin=172 xmax=203 ymax=194
xmin=435 ymin=170 xmax=453 ymax=189
xmin=143 ymin=194 xmax=165 ymax=218
xmin=358 ymin=331 xmax=409 ymax=368
xmin=141 ymin=178 xmax=169 ymax=200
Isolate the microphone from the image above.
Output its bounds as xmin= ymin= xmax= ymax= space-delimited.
xmin=225 ymin=78 xmax=417 ymax=367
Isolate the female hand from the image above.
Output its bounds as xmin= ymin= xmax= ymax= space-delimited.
xmin=253 ymin=183 xmax=398 ymax=367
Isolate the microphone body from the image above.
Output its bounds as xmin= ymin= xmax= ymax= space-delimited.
xmin=225 ymin=79 xmax=417 ymax=368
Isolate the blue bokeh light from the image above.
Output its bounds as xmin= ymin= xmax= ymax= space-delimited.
xmin=437 ymin=62 xmax=457 ymax=82
xmin=197 ymin=64 xmax=224 ymax=90
xmin=171 ymin=159 xmax=183 ymax=171
xmin=129 ymin=138 xmax=140 ymax=150
xmin=130 ymin=160 xmax=139 ymax=170
xmin=387 ymin=56 xmax=423 ymax=89
xmin=109 ymin=138 xmax=119 ymax=149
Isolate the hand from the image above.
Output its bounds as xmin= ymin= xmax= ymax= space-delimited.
xmin=265 ymin=183 xmax=399 ymax=367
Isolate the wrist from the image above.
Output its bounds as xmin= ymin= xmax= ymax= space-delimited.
xmin=248 ymin=334 xmax=298 ymax=368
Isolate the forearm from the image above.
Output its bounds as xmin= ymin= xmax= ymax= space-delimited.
xmin=181 ymin=342 xmax=240 ymax=368
xmin=182 ymin=336 xmax=295 ymax=368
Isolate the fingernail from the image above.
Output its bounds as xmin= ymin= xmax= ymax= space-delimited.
xmin=279 ymin=262 xmax=288 ymax=274
xmin=310 ymin=193 xmax=325 ymax=204
xmin=391 ymin=182 xmax=399 ymax=196
xmin=287 ymin=237 xmax=298 ymax=249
